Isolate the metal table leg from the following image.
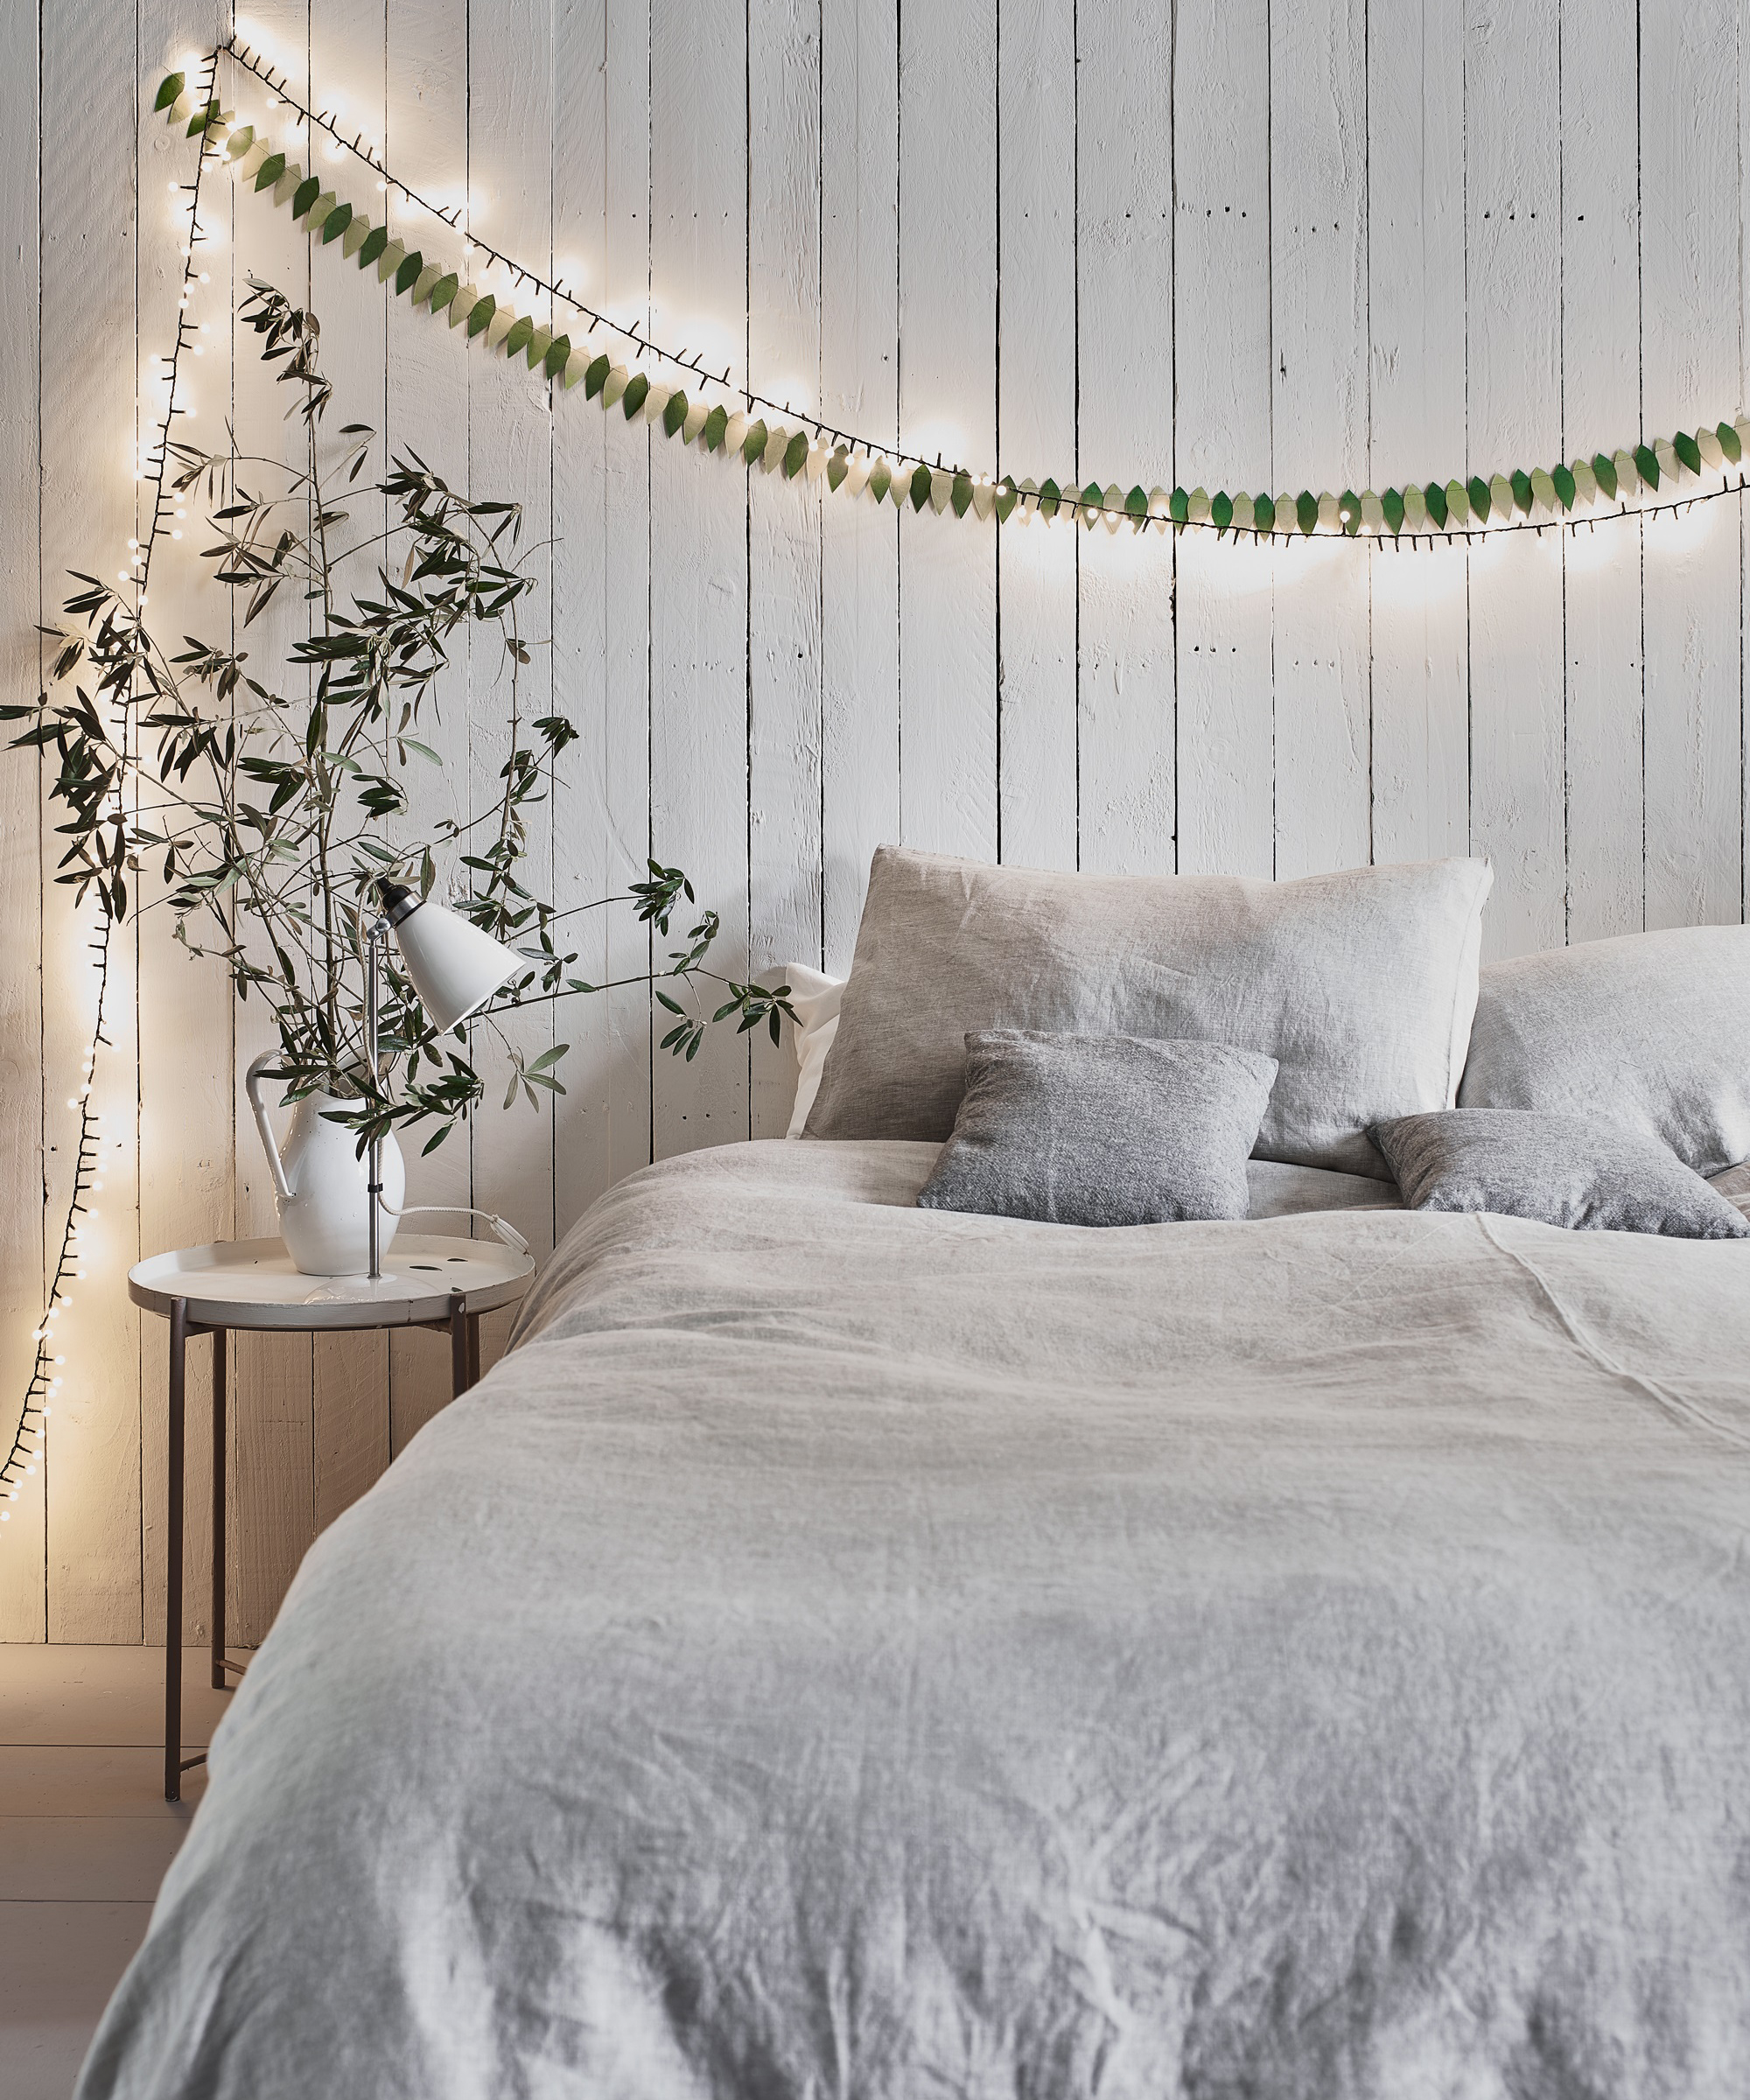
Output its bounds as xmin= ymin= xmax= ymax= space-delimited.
xmin=211 ymin=1327 xmax=227 ymax=1691
xmin=449 ymin=1292 xmax=470 ymax=1397
xmin=164 ymin=1298 xmax=186 ymax=1802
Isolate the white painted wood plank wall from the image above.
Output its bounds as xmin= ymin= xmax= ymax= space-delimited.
xmin=3 ymin=0 xmax=1746 ymax=1641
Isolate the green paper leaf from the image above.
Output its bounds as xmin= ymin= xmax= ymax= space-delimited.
xmin=1210 ymin=490 xmax=1233 ymax=534
xmin=1552 ymin=463 xmax=1576 ymax=511
xmin=868 ymin=458 xmax=892 ymax=503
xmin=543 ymin=334 xmax=571 ymax=379
xmin=1718 ymin=421 xmax=1741 ymax=465
xmin=320 ymin=201 xmax=354 ymax=245
xmin=1674 ymin=430 xmax=1702 ymax=477
xmin=504 ymin=314 xmax=535 ymax=360
xmin=1039 ymin=478 xmax=1062 ymax=522
xmin=358 ymin=221 xmax=388 ymax=269
xmin=1424 ymin=480 xmax=1449 ymax=528
xmin=622 ymin=372 xmax=650 ymax=418
xmin=995 ymin=476 xmax=1019 ymax=525
xmin=1169 ymin=486 xmax=1189 ymax=525
xmin=1337 ymin=489 xmax=1361 ymax=536
xmin=226 ymin=125 xmax=256 ymax=160
xmin=466 ymin=293 xmax=495 ymax=338
xmin=1252 ymin=493 xmax=1276 ymax=533
xmin=1592 ymin=452 xmax=1618 ymax=500
xmin=291 ymin=175 xmax=321 ymax=221
xmin=784 ymin=429 xmax=809 ymax=479
xmin=255 ymin=151 xmax=286 ymax=192
xmin=427 ymin=270 xmax=458 ymax=312
xmin=187 ymin=99 xmax=220 ymax=137
xmin=663 ymin=390 xmax=690 ymax=438
xmin=1633 ymin=443 xmax=1658 ymax=490
xmin=827 ymin=447 xmax=849 ymax=491
xmin=1296 ymin=490 xmax=1319 ymax=536
xmin=155 ymin=73 xmax=186 ymax=112
xmin=1125 ymin=485 xmax=1150 ymax=522
xmin=1466 ymin=475 xmax=1490 ymax=523
xmin=584 ymin=354 xmax=612 ymax=400
xmin=394 ymin=249 xmax=423 ymax=296
xmin=702 ymin=402 xmax=728 ymax=450
xmin=910 ymin=466 xmax=932 ymax=511
xmin=1510 ymin=468 xmax=1534 ymax=515
xmin=1382 ymin=487 xmax=1404 ymax=535
xmin=741 ymin=418 xmax=768 ymax=465
xmin=951 ymin=471 xmax=975 ymax=518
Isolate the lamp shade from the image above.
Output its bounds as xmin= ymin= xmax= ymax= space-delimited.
xmin=380 ymin=884 xmax=523 ymax=1032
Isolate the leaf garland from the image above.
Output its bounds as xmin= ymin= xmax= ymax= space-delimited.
xmin=161 ymin=62 xmax=1750 ymax=546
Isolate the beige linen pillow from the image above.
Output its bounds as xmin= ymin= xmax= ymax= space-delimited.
xmin=1458 ymin=925 xmax=1750 ymax=1178
xmin=806 ymin=847 xmax=1494 ymax=1176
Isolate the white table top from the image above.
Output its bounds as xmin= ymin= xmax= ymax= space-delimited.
xmin=129 ymin=1235 xmax=536 ymax=1332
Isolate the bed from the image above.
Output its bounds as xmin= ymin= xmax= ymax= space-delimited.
xmin=78 ymin=1133 xmax=1750 ymax=2099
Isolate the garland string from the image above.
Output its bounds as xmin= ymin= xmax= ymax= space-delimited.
xmin=158 ymin=38 xmax=1750 ymax=548
xmin=2 ymin=52 xmax=219 ymax=1538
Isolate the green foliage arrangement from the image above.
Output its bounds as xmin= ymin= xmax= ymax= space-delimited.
xmin=4 ymin=282 xmax=791 ymax=1157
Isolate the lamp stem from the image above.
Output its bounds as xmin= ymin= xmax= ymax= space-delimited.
xmin=367 ymin=919 xmax=386 ymax=1282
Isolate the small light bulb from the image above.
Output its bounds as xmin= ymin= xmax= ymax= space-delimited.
xmin=24 ymin=1465 xmax=35 ymax=1476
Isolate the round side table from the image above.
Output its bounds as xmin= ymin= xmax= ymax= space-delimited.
xmin=129 ymin=1234 xmax=535 ymax=1799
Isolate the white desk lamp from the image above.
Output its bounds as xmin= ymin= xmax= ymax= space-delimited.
xmin=366 ymin=881 xmax=526 ymax=1279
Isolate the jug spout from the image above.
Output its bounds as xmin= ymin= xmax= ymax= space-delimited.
xmin=244 ymin=1051 xmax=295 ymax=1203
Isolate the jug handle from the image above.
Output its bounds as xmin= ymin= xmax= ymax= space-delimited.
xmin=244 ymin=1052 xmax=295 ymax=1203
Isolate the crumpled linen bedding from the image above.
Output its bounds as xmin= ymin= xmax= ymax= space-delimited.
xmin=79 ymin=1138 xmax=1750 ymax=2100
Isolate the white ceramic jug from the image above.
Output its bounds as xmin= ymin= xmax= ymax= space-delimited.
xmin=245 ymin=1053 xmax=405 ymax=1276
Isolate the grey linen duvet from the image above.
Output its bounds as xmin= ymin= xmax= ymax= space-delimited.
xmin=80 ymin=1139 xmax=1750 ymax=2100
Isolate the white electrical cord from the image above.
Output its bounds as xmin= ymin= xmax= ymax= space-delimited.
xmin=383 ymin=1202 xmax=530 ymax=1254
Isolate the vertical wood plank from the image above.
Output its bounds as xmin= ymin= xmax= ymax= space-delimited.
xmin=1270 ymin=0 xmax=1370 ymax=879
xmin=1640 ymin=0 xmax=1741 ymax=931
xmin=995 ymin=0 xmax=1076 ymax=871
xmin=896 ymin=0 xmax=998 ymax=858
xmin=819 ymin=0 xmax=899 ymax=961
xmin=1560 ymin=0 xmax=1642 ymax=942
xmin=1465 ymin=0 xmax=1565 ymax=959
xmin=384 ymin=0 xmax=475 ymax=1452
xmin=1076 ymin=0 xmax=1176 ymax=876
xmin=748 ymin=0 xmax=823 ymax=1135
xmin=307 ymin=0 xmax=395 ymax=1492
xmin=225 ymin=0 xmax=317 ymax=1645
xmin=553 ymin=0 xmax=655 ymax=1236
xmin=1368 ymin=0 xmax=1468 ymax=867
xmin=1172 ymin=0 xmax=1273 ymax=878
xmin=137 ymin=0 xmax=235 ymax=1648
xmin=466 ymin=0 xmax=557 ymax=1360
xmin=649 ymin=0 xmax=749 ymax=1157
xmin=0 ymin=0 xmax=45 ymax=1632
xmin=40 ymin=0 xmax=146 ymax=1641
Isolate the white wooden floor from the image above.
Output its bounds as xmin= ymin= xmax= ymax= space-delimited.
xmin=0 ymin=1648 xmax=236 ymax=2099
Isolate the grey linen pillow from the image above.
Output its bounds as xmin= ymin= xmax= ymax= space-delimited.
xmin=1370 ymin=1109 xmax=1750 ymax=1240
xmin=808 ymin=846 xmax=1494 ymax=1177
xmin=916 ymin=1031 xmax=1278 ymax=1227
xmin=1458 ymin=924 xmax=1750 ymax=1177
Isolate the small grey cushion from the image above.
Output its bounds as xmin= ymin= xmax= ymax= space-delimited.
xmin=1371 ymin=1109 xmax=1750 ymax=1240
xmin=1458 ymin=924 xmax=1750 ymax=1177
xmin=916 ymin=1031 xmax=1278 ymax=1227
xmin=808 ymin=846 xmax=1494 ymax=1177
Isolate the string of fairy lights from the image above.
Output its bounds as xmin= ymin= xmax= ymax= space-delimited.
xmin=0 ymin=52 xmax=220 ymax=1536
xmin=159 ymin=35 xmax=1750 ymax=550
